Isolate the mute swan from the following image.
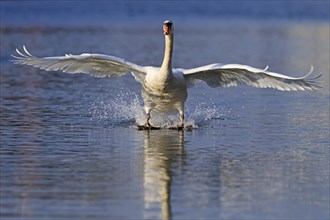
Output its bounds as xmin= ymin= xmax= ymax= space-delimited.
xmin=12 ymin=20 xmax=321 ymax=129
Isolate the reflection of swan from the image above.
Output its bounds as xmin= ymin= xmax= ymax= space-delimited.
xmin=12 ymin=20 xmax=321 ymax=128
xmin=142 ymin=130 xmax=184 ymax=220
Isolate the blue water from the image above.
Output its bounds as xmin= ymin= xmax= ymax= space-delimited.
xmin=1 ymin=1 xmax=329 ymax=219
xmin=1 ymin=1 xmax=329 ymax=27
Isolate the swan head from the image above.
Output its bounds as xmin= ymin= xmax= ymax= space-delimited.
xmin=163 ymin=20 xmax=173 ymax=35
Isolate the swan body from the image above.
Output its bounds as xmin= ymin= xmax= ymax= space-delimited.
xmin=12 ymin=20 xmax=321 ymax=128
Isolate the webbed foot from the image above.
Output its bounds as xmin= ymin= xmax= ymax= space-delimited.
xmin=137 ymin=124 xmax=161 ymax=130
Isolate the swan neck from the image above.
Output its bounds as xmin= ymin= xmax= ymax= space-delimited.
xmin=161 ymin=34 xmax=173 ymax=72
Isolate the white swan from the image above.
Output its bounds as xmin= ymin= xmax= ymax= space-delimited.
xmin=12 ymin=20 xmax=321 ymax=129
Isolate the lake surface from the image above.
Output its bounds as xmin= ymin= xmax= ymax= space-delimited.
xmin=1 ymin=1 xmax=329 ymax=219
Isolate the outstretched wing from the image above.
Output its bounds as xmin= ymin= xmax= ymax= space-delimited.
xmin=181 ymin=63 xmax=321 ymax=91
xmin=12 ymin=46 xmax=147 ymax=82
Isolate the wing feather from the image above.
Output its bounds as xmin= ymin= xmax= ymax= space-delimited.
xmin=12 ymin=46 xmax=147 ymax=82
xmin=181 ymin=63 xmax=321 ymax=91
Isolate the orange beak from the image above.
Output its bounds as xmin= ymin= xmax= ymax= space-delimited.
xmin=163 ymin=24 xmax=171 ymax=35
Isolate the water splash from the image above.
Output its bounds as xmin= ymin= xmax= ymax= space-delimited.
xmin=89 ymin=90 xmax=144 ymax=127
xmin=89 ymin=90 xmax=230 ymax=128
xmin=186 ymin=103 xmax=226 ymax=127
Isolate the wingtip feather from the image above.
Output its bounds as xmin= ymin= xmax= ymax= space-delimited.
xmin=263 ymin=65 xmax=269 ymax=72
xmin=23 ymin=45 xmax=34 ymax=57
xmin=303 ymin=65 xmax=314 ymax=78
xmin=15 ymin=48 xmax=28 ymax=58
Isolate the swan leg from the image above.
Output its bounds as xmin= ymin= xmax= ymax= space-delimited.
xmin=145 ymin=111 xmax=151 ymax=128
xmin=179 ymin=111 xmax=184 ymax=128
